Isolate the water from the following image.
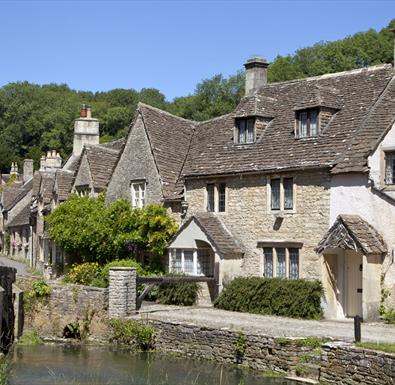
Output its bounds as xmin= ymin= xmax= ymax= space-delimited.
xmin=10 ymin=345 xmax=297 ymax=385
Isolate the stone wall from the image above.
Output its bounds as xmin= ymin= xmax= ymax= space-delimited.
xmin=26 ymin=283 xmax=109 ymax=340
xmin=108 ymin=267 xmax=136 ymax=318
xmin=320 ymin=343 xmax=395 ymax=385
xmin=149 ymin=319 xmax=395 ymax=385
xmin=0 ymin=266 xmax=16 ymax=351
xmin=185 ymin=170 xmax=331 ymax=279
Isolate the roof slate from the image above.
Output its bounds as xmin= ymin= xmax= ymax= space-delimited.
xmin=55 ymin=170 xmax=75 ymax=202
xmin=138 ymin=103 xmax=196 ymax=198
xmin=7 ymin=203 xmax=31 ymax=227
xmin=39 ymin=173 xmax=56 ymax=204
xmin=2 ymin=179 xmax=33 ymax=211
xmin=182 ymin=65 xmax=393 ymax=177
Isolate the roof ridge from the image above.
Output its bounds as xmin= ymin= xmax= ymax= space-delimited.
xmin=137 ymin=102 xmax=198 ymax=125
xmin=257 ymin=63 xmax=392 ymax=91
xmin=196 ymin=112 xmax=233 ymax=125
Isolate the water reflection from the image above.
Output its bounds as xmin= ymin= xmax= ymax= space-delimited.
xmin=11 ymin=345 xmax=295 ymax=385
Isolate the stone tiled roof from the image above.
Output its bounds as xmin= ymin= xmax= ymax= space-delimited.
xmin=2 ymin=179 xmax=33 ymax=211
xmin=172 ymin=212 xmax=244 ymax=259
xmin=54 ymin=170 xmax=75 ymax=202
xmin=39 ymin=173 xmax=56 ymax=204
xmin=333 ymin=76 xmax=395 ymax=173
xmin=100 ymin=137 xmax=126 ymax=151
xmin=84 ymin=145 xmax=121 ymax=191
xmin=7 ymin=203 xmax=31 ymax=227
xmin=138 ymin=103 xmax=196 ymax=199
xmin=182 ymin=65 xmax=393 ymax=177
xmin=317 ymin=214 xmax=387 ymax=255
xmin=32 ymin=172 xmax=42 ymax=197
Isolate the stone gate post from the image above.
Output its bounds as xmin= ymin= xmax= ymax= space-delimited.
xmin=108 ymin=267 xmax=136 ymax=318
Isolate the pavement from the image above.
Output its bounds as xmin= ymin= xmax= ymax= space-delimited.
xmin=136 ymin=302 xmax=395 ymax=344
xmin=0 ymin=254 xmax=28 ymax=275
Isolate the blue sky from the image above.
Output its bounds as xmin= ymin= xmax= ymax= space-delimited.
xmin=0 ymin=0 xmax=394 ymax=100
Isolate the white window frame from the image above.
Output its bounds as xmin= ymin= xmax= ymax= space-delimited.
xmin=384 ymin=151 xmax=395 ymax=185
xmin=131 ymin=180 xmax=146 ymax=208
xmin=262 ymin=247 xmax=300 ymax=279
xmin=168 ymin=248 xmax=213 ymax=277
xmin=268 ymin=176 xmax=295 ymax=213
xmin=235 ymin=118 xmax=256 ymax=144
xmin=295 ymin=109 xmax=320 ymax=138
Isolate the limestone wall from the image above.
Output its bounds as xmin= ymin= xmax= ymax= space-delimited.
xmin=185 ymin=170 xmax=331 ymax=279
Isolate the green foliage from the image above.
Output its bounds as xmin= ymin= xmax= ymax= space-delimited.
xmin=234 ymin=332 xmax=247 ymax=361
xmin=383 ymin=308 xmax=395 ymax=325
xmin=356 ymin=341 xmax=395 ymax=354
xmin=157 ymin=275 xmax=200 ymax=306
xmin=64 ymin=322 xmax=81 ymax=339
xmin=23 ymin=279 xmax=51 ymax=314
xmin=46 ymin=195 xmax=177 ymax=265
xmin=109 ymin=319 xmax=155 ymax=350
xmin=0 ymin=359 xmax=9 ymax=385
xmin=63 ymin=263 xmax=102 ymax=286
xmin=17 ymin=330 xmax=43 ymax=346
xmin=275 ymin=337 xmax=327 ymax=349
xmin=31 ymin=279 xmax=51 ymax=297
xmin=214 ymin=277 xmax=323 ymax=319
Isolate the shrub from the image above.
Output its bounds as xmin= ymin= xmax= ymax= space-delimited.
xmin=63 ymin=262 xmax=102 ymax=286
xmin=31 ymin=280 xmax=51 ymax=297
xmin=383 ymin=308 xmax=395 ymax=324
xmin=109 ymin=319 xmax=155 ymax=350
xmin=23 ymin=279 xmax=51 ymax=314
xmin=214 ymin=277 xmax=323 ymax=320
xmin=156 ymin=275 xmax=200 ymax=306
xmin=18 ymin=330 xmax=43 ymax=346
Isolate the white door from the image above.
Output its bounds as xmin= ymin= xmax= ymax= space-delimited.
xmin=346 ymin=252 xmax=363 ymax=317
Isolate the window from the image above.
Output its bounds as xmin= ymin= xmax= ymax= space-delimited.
xmin=206 ymin=183 xmax=226 ymax=212
xmin=236 ymin=118 xmax=255 ymax=144
xmin=206 ymin=184 xmax=215 ymax=212
xmin=385 ymin=151 xmax=395 ymax=185
xmin=169 ymin=248 xmax=213 ymax=277
xmin=296 ymin=109 xmax=319 ymax=138
xmin=263 ymin=247 xmax=300 ymax=279
xmin=131 ymin=181 xmax=146 ymax=208
xmin=270 ymin=177 xmax=294 ymax=211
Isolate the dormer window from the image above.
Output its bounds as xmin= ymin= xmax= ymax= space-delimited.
xmin=236 ymin=118 xmax=255 ymax=144
xmin=296 ymin=109 xmax=319 ymax=138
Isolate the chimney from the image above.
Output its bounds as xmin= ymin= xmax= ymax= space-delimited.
xmin=10 ymin=162 xmax=19 ymax=177
xmin=244 ymin=56 xmax=269 ymax=96
xmin=23 ymin=159 xmax=33 ymax=183
xmin=39 ymin=151 xmax=62 ymax=171
xmin=73 ymin=104 xmax=100 ymax=157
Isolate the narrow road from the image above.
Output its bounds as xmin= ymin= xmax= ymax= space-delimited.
xmin=0 ymin=254 xmax=28 ymax=275
xmin=137 ymin=303 xmax=395 ymax=344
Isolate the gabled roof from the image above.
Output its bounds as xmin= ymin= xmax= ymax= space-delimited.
xmin=316 ymin=214 xmax=387 ymax=255
xmin=7 ymin=203 xmax=31 ymax=227
xmin=170 ymin=212 xmax=244 ymax=259
xmin=39 ymin=172 xmax=56 ymax=204
xmin=2 ymin=179 xmax=33 ymax=211
xmin=138 ymin=103 xmax=196 ymax=199
xmin=54 ymin=170 xmax=75 ymax=202
xmin=182 ymin=64 xmax=393 ymax=177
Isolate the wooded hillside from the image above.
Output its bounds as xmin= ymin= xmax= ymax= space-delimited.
xmin=0 ymin=19 xmax=393 ymax=172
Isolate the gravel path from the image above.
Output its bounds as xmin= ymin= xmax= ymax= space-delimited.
xmin=137 ymin=302 xmax=395 ymax=344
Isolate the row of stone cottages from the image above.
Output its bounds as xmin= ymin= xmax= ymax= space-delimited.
xmin=1 ymin=55 xmax=395 ymax=321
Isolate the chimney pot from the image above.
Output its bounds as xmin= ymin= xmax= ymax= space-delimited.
xmin=80 ymin=104 xmax=87 ymax=118
xmin=86 ymin=106 xmax=92 ymax=119
xmin=244 ymin=56 xmax=269 ymax=96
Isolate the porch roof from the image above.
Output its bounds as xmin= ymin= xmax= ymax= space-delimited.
xmin=316 ymin=214 xmax=387 ymax=255
xmin=169 ymin=212 xmax=244 ymax=259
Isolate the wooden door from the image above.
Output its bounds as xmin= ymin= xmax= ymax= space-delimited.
xmin=346 ymin=253 xmax=363 ymax=317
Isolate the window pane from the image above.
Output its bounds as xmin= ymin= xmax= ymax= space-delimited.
xmin=184 ymin=250 xmax=194 ymax=274
xmin=299 ymin=112 xmax=308 ymax=138
xmin=218 ymin=183 xmax=226 ymax=212
xmin=246 ymin=119 xmax=255 ymax=143
xmin=271 ymin=179 xmax=281 ymax=210
xmin=197 ymin=249 xmax=212 ymax=276
xmin=385 ymin=152 xmax=395 ymax=184
xmin=276 ymin=248 xmax=286 ymax=278
xmin=310 ymin=110 xmax=318 ymax=136
xmin=238 ymin=120 xmax=246 ymax=143
xmin=283 ymin=177 xmax=293 ymax=210
xmin=206 ymin=184 xmax=215 ymax=212
xmin=175 ymin=250 xmax=182 ymax=273
xmin=289 ymin=248 xmax=299 ymax=280
xmin=264 ymin=248 xmax=273 ymax=278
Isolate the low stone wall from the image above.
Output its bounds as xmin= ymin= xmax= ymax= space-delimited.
xmin=321 ymin=343 xmax=395 ymax=385
xmin=26 ymin=283 xmax=109 ymax=340
xmin=148 ymin=319 xmax=395 ymax=384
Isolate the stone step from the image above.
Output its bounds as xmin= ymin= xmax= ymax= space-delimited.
xmin=196 ymin=282 xmax=214 ymax=307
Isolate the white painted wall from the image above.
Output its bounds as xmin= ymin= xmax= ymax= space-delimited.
xmin=168 ymin=220 xmax=213 ymax=250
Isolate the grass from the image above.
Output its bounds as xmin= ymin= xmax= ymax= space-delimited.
xmin=0 ymin=359 xmax=10 ymax=385
xmin=17 ymin=330 xmax=43 ymax=346
xmin=356 ymin=342 xmax=395 ymax=354
xmin=274 ymin=337 xmax=328 ymax=349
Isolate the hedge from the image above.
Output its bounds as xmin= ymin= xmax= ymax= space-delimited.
xmin=214 ymin=277 xmax=323 ymax=319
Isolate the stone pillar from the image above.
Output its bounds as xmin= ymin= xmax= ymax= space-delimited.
xmin=108 ymin=267 xmax=136 ymax=318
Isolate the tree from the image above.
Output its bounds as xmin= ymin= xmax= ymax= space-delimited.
xmin=46 ymin=195 xmax=178 ymax=264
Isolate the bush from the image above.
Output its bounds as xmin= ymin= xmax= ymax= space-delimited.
xmin=24 ymin=279 xmax=52 ymax=314
xmin=157 ymin=275 xmax=200 ymax=306
xmin=383 ymin=308 xmax=395 ymax=324
xmin=99 ymin=259 xmax=150 ymax=287
xmin=109 ymin=319 xmax=155 ymax=350
xmin=63 ymin=262 xmax=102 ymax=286
xmin=214 ymin=277 xmax=323 ymax=320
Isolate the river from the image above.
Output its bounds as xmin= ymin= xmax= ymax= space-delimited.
xmin=10 ymin=345 xmax=298 ymax=385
